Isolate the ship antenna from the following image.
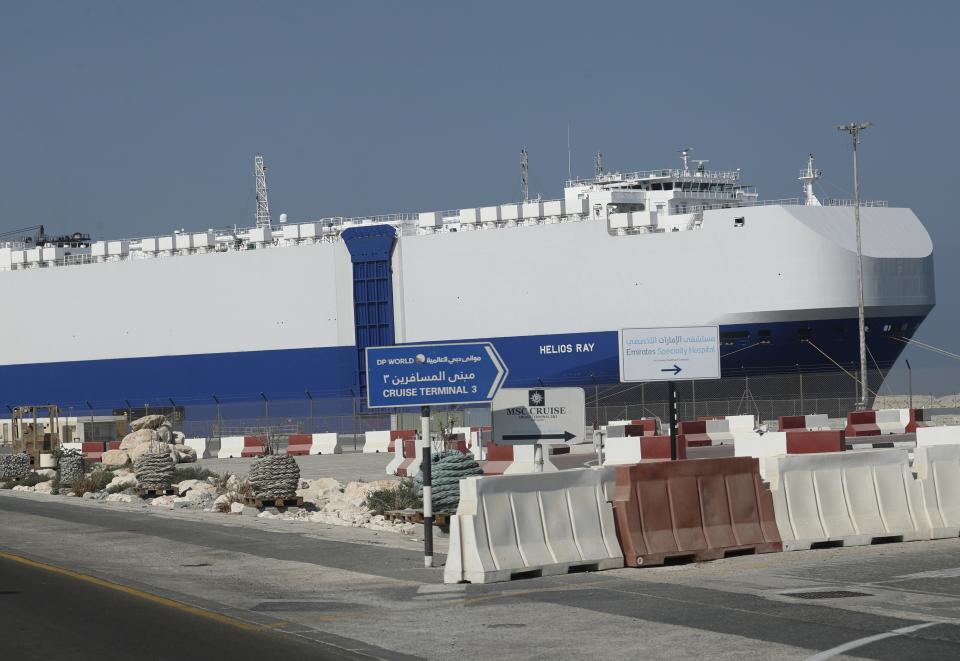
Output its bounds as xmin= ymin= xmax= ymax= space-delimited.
xmin=520 ymin=147 xmax=529 ymax=203
xmin=680 ymin=147 xmax=692 ymax=175
xmin=594 ymin=151 xmax=603 ymax=178
xmin=567 ymin=123 xmax=572 ymax=182
xmin=799 ymin=153 xmax=823 ymax=206
xmin=254 ymin=154 xmax=272 ymax=228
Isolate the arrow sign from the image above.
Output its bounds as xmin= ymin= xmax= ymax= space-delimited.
xmin=502 ymin=431 xmax=577 ymax=443
xmin=365 ymin=342 xmax=508 ymax=408
xmin=660 ymin=364 xmax=682 ymax=375
xmin=492 ymin=387 xmax=586 ymax=446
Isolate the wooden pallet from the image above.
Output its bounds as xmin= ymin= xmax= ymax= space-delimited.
xmin=242 ymin=496 xmax=303 ymax=509
xmin=137 ymin=487 xmax=176 ymax=498
xmin=384 ymin=509 xmax=452 ymax=527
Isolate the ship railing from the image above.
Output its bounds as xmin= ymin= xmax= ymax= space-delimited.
xmin=566 ymin=168 xmax=740 ymax=188
xmin=825 ymin=199 xmax=888 ymax=207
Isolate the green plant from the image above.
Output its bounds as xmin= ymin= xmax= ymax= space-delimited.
xmin=50 ymin=475 xmax=60 ymax=494
xmin=51 ymin=446 xmax=82 ymax=461
xmin=19 ymin=473 xmax=52 ymax=487
xmin=0 ymin=481 xmax=12 ymax=490
xmin=172 ymin=466 xmax=220 ymax=484
xmin=70 ymin=469 xmax=115 ymax=496
xmin=365 ymin=478 xmax=421 ymax=515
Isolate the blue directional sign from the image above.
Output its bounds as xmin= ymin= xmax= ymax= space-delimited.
xmin=365 ymin=342 xmax=509 ymax=408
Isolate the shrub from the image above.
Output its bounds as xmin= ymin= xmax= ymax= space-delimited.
xmin=0 ymin=481 xmax=12 ymax=490
xmin=71 ymin=470 xmax=115 ymax=496
xmin=365 ymin=478 xmax=421 ymax=515
xmin=172 ymin=466 xmax=220 ymax=484
xmin=20 ymin=472 xmax=52 ymax=487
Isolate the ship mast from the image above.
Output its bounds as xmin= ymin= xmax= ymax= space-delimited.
xmin=520 ymin=147 xmax=529 ymax=203
xmin=799 ymin=154 xmax=822 ymax=206
xmin=254 ymin=154 xmax=272 ymax=228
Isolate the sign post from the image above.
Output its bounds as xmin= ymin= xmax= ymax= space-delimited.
xmin=619 ymin=326 xmax=721 ymax=461
xmin=366 ymin=342 xmax=509 ymax=568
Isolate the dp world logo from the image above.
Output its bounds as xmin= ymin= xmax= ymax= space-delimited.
xmin=528 ymin=389 xmax=545 ymax=407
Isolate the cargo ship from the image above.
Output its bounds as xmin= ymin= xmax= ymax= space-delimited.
xmin=0 ymin=152 xmax=935 ymax=419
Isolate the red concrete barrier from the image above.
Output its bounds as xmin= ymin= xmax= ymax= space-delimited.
xmin=778 ymin=415 xmax=806 ymax=431
xmin=623 ymin=420 xmax=658 ymax=437
xmin=678 ymin=421 xmax=711 ymax=447
xmin=241 ymin=436 xmax=268 ymax=457
xmin=106 ymin=440 xmax=122 ymax=451
xmin=82 ymin=441 xmax=106 ymax=462
xmin=611 ymin=457 xmax=781 ymax=567
xmin=844 ymin=411 xmax=880 ymax=437
xmin=397 ymin=439 xmax=419 ymax=477
xmin=389 ymin=429 xmax=417 ymax=452
xmin=785 ymin=430 xmax=843 ymax=454
xmin=285 ymin=434 xmax=312 ymax=456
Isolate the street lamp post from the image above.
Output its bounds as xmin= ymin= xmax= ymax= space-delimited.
xmin=837 ymin=121 xmax=872 ymax=410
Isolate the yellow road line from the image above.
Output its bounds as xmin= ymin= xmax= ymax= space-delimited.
xmin=0 ymin=551 xmax=260 ymax=632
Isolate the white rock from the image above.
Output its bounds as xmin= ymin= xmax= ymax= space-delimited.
xmin=12 ymin=485 xmax=35 ymax=492
xmin=107 ymin=474 xmax=138 ymax=491
xmin=104 ymin=493 xmax=134 ymax=503
xmin=34 ymin=469 xmax=56 ymax=479
xmin=120 ymin=429 xmax=157 ymax=450
xmin=156 ymin=426 xmax=173 ymax=444
xmin=101 ymin=449 xmax=130 ymax=467
xmin=150 ymin=495 xmax=177 ymax=508
xmin=130 ymin=414 xmax=169 ymax=431
xmin=296 ymin=477 xmax=342 ymax=505
xmin=214 ymin=494 xmax=230 ymax=507
xmin=341 ymin=480 xmax=395 ymax=508
xmin=173 ymin=431 xmax=186 ymax=445
xmin=230 ymin=501 xmax=244 ymax=514
xmin=257 ymin=511 xmax=276 ymax=519
xmin=33 ymin=481 xmax=54 ymax=494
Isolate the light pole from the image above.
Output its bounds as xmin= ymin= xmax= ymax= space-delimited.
xmin=837 ymin=121 xmax=872 ymax=410
xmin=905 ymin=359 xmax=913 ymax=410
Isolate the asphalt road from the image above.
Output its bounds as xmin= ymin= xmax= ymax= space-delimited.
xmin=0 ymin=554 xmax=376 ymax=661
xmin=3 ymin=490 xmax=960 ymax=660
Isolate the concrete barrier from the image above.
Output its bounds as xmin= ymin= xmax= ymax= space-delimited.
xmin=82 ymin=442 xmax=105 ymax=462
xmin=606 ymin=420 xmax=658 ymax=438
xmin=389 ymin=429 xmax=417 ymax=453
xmin=310 ymin=433 xmax=342 ymax=454
xmin=241 ymin=436 xmax=267 ymax=457
xmin=916 ymin=426 xmax=960 ymax=448
xmin=363 ymin=430 xmax=391 ymax=454
xmin=285 ymin=434 xmax=312 ymax=456
xmin=218 ymin=436 xmax=245 ymax=459
xmin=786 ymin=430 xmax=844 ymax=454
xmin=778 ymin=414 xmax=829 ymax=431
xmin=913 ymin=444 xmax=960 ymax=538
xmin=603 ymin=435 xmax=684 ymax=465
xmin=386 ymin=437 xmax=405 ymax=476
xmin=611 ymin=457 xmax=781 ymax=566
xmin=678 ymin=421 xmax=711 ymax=447
xmin=734 ymin=432 xmax=787 ymax=459
xmin=846 ymin=409 xmax=924 ymax=437
xmin=184 ymin=437 xmax=209 ymax=459
xmin=503 ymin=444 xmax=559 ymax=474
xmin=766 ymin=449 xmax=929 ymax=550
xmin=443 ymin=467 xmax=623 ymax=584
xmin=844 ymin=411 xmax=880 ymax=437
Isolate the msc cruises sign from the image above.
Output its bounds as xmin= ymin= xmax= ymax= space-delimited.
xmin=365 ymin=342 xmax=509 ymax=408
xmin=619 ymin=326 xmax=721 ymax=382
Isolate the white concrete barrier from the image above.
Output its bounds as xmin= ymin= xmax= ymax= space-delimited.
xmin=217 ymin=436 xmax=245 ymax=459
xmin=310 ymin=433 xmax=342 ymax=455
xmin=363 ymin=430 xmax=391 ymax=454
xmin=502 ymin=444 xmax=559 ymax=474
xmin=184 ymin=437 xmax=209 ymax=459
xmin=916 ymin=426 xmax=960 ymax=448
xmin=875 ymin=409 xmax=906 ymax=435
xmin=705 ymin=419 xmax=734 ymax=445
xmin=733 ymin=432 xmax=787 ymax=461
xmin=444 ymin=467 xmax=623 ymax=584
xmin=767 ymin=449 xmax=929 ymax=550
xmin=602 ymin=436 xmax=643 ymax=465
xmin=727 ymin=414 xmax=756 ymax=434
xmin=386 ymin=437 xmax=405 ymax=476
xmin=913 ymin=444 xmax=960 ymax=538
xmin=804 ymin=414 xmax=830 ymax=430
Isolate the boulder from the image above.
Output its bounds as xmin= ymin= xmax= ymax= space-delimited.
xmin=101 ymin=449 xmax=130 ymax=467
xmin=120 ymin=429 xmax=157 ymax=450
xmin=177 ymin=479 xmax=217 ymax=498
xmin=130 ymin=414 xmax=169 ymax=431
xmin=172 ymin=431 xmax=186 ymax=445
xmin=342 ymin=480 xmax=396 ymax=508
xmin=150 ymin=495 xmax=177 ymax=508
xmin=297 ymin=477 xmax=342 ymax=505
xmin=104 ymin=493 xmax=134 ymax=503
xmin=156 ymin=426 xmax=173 ymax=444
xmin=214 ymin=494 xmax=230 ymax=509
xmin=12 ymin=485 xmax=35 ymax=492
xmin=107 ymin=474 xmax=138 ymax=491
xmin=230 ymin=501 xmax=244 ymax=514
xmin=34 ymin=469 xmax=57 ymax=479
xmin=173 ymin=446 xmax=196 ymax=464
xmin=33 ymin=481 xmax=54 ymax=494
xmin=130 ymin=441 xmax=172 ymax=463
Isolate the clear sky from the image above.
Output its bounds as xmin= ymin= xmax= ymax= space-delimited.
xmin=2 ymin=1 xmax=958 ymax=392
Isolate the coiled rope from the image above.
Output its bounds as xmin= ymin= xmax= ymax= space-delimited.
xmin=248 ymin=454 xmax=300 ymax=500
xmin=134 ymin=451 xmax=175 ymax=490
xmin=415 ymin=450 xmax=482 ymax=512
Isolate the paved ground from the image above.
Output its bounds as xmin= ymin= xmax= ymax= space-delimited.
xmin=2 ymin=489 xmax=960 ymax=660
xmin=0 ymin=554 xmax=367 ymax=660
